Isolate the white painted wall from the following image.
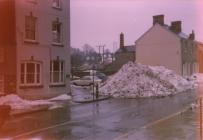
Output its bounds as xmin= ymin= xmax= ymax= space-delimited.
xmin=15 ymin=0 xmax=70 ymax=99
xmin=136 ymin=24 xmax=182 ymax=75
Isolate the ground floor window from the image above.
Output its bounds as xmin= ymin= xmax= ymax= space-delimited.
xmin=183 ymin=62 xmax=199 ymax=76
xmin=0 ymin=75 xmax=4 ymax=93
xmin=50 ymin=60 xmax=64 ymax=84
xmin=20 ymin=61 xmax=42 ymax=86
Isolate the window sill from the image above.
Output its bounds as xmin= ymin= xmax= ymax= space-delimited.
xmin=49 ymin=84 xmax=65 ymax=87
xmin=52 ymin=42 xmax=64 ymax=47
xmin=52 ymin=6 xmax=62 ymax=11
xmin=19 ymin=85 xmax=43 ymax=89
xmin=24 ymin=40 xmax=39 ymax=44
xmin=27 ymin=0 xmax=37 ymax=4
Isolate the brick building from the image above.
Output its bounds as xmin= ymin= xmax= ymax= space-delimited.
xmin=0 ymin=0 xmax=70 ymax=99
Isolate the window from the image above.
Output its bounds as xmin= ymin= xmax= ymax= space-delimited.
xmin=0 ymin=48 xmax=4 ymax=63
xmin=52 ymin=20 xmax=62 ymax=44
xmin=0 ymin=75 xmax=4 ymax=93
xmin=20 ymin=61 xmax=41 ymax=86
xmin=50 ymin=60 xmax=64 ymax=84
xmin=52 ymin=0 xmax=61 ymax=8
xmin=25 ymin=13 xmax=37 ymax=41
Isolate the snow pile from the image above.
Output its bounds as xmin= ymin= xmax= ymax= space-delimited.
xmin=100 ymin=62 xmax=193 ymax=98
xmin=48 ymin=94 xmax=71 ymax=101
xmin=0 ymin=94 xmax=71 ymax=110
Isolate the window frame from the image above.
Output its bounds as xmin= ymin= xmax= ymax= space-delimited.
xmin=24 ymin=13 xmax=38 ymax=43
xmin=20 ymin=61 xmax=42 ymax=86
xmin=50 ymin=60 xmax=65 ymax=85
xmin=52 ymin=0 xmax=62 ymax=9
xmin=52 ymin=19 xmax=63 ymax=45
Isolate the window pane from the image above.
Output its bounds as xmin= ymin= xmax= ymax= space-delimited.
xmin=53 ymin=61 xmax=59 ymax=71
xmin=60 ymin=72 xmax=64 ymax=82
xmin=37 ymin=64 xmax=40 ymax=73
xmin=52 ymin=21 xmax=61 ymax=43
xmin=37 ymin=74 xmax=40 ymax=83
xmin=53 ymin=72 xmax=60 ymax=82
xmin=27 ymin=73 xmax=35 ymax=83
xmin=27 ymin=63 xmax=35 ymax=73
xmin=60 ymin=61 xmax=63 ymax=71
xmin=25 ymin=16 xmax=36 ymax=40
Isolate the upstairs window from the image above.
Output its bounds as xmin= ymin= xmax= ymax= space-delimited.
xmin=20 ymin=61 xmax=42 ymax=86
xmin=52 ymin=19 xmax=62 ymax=44
xmin=52 ymin=0 xmax=61 ymax=9
xmin=50 ymin=60 xmax=64 ymax=84
xmin=25 ymin=13 xmax=37 ymax=41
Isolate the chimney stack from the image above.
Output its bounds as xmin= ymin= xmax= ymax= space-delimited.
xmin=170 ymin=21 xmax=182 ymax=34
xmin=120 ymin=32 xmax=124 ymax=49
xmin=189 ymin=30 xmax=195 ymax=40
xmin=153 ymin=15 xmax=164 ymax=26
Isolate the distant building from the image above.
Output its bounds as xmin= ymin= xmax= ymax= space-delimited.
xmin=0 ymin=0 xmax=70 ymax=99
xmin=136 ymin=15 xmax=200 ymax=76
xmin=198 ymin=43 xmax=203 ymax=73
xmin=104 ymin=33 xmax=135 ymax=74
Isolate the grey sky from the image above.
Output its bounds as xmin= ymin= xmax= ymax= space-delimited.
xmin=71 ymin=0 xmax=203 ymax=52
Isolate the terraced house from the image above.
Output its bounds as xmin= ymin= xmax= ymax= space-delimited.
xmin=136 ymin=15 xmax=200 ymax=76
xmin=0 ymin=0 xmax=71 ymax=99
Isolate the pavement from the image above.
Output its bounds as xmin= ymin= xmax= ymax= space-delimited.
xmin=71 ymin=85 xmax=110 ymax=103
xmin=0 ymin=85 xmax=108 ymax=131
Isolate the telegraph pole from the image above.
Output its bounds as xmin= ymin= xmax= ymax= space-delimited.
xmin=102 ymin=45 xmax=105 ymax=63
xmin=97 ymin=45 xmax=105 ymax=63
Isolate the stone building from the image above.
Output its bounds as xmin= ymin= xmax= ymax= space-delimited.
xmin=104 ymin=33 xmax=135 ymax=74
xmin=0 ymin=0 xmax=70 ymax=99
xmin=136 ymin=15 xmax=199 ymax=76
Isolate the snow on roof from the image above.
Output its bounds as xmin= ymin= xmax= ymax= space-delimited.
xmin=100 ymin=62 xmax=194 ymax=98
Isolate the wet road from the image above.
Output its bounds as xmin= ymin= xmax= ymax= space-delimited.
xmin=116 ymin=108 xmax=198 ymax=140
xmin=0 ymin=90 xmax=197 ymax=140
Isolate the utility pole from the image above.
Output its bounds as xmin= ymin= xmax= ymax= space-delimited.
xmin=102 ymin=45 xmax=105 ymax=63
xmin=97 ymin=45 xmax=105 ymax=63
xmin=97 ymin=45 xmax=102 ymax=63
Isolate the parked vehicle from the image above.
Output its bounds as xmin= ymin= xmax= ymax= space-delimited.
xmin=96 ymin=72 xmax=107 ymax=81
xmin=72 ymin=76 xmax=102 ymax=86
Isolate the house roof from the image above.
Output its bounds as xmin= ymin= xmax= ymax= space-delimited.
xmin=116 ymin=45 xmax=135 ymax=53
xmin=135 ymin=23 xmax=201 ymax=44
xmin=162 ymin=24 xmax=189 ymax=39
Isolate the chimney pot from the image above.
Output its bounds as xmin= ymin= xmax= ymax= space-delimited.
xmin=153 ymin=15 xmax=164 ymax=26
xmin=189 ymin=30 xmax=195 ymax=40
xmin=170 ymin=21 xmax=182 ymax=33
xmin=120 ymin=32 xmax=124 ymax=49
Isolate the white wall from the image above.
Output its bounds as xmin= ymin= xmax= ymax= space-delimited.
xmin=136 ymin=24 xmax=182 ymax=75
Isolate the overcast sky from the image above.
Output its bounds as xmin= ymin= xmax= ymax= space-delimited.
xmin=70 ymin=0 xmax=203 ymax=52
